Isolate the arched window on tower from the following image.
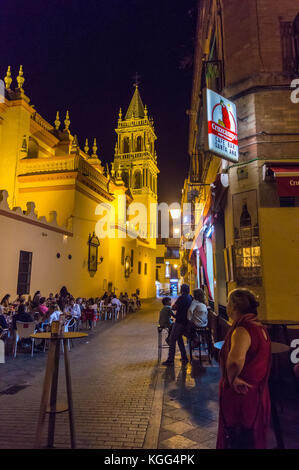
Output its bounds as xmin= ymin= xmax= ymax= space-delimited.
xmin=27 ymin=137 xmax=39 ymax=158
xmin=123 ymin=137 xmax=130 ymax=154
xmin=133 ymin=170 xmax=142 ymax=189
xmin=149 ymin=173 xmax=153 ymax=191
xmin=121 ymin=171 xmax=129 ymax=188
xmin=136 ymin=136 xmax=142 ymax=152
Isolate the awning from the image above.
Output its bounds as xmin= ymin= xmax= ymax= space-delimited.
xmin=270 ymin=166 xmax=299 ymax=197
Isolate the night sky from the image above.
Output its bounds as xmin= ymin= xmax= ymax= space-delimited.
xmin=1 ymin=0 xmax=196 ymax=204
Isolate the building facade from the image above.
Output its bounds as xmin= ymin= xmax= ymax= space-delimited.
xmin=181 ymin=0 xmax=299 ymax=320
xmin=0 ymin=67 xmax=158 ymax=300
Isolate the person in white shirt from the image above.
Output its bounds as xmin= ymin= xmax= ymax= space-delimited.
xmin=111 ymin=295 xmax=122 ymax=309
xmin=66 ymin=299 xmax=81 ymax=319
xmin=187 ymin=289 xmax=208 ymax=328
xmin=49 ymin=304 xmax=61 ymax=324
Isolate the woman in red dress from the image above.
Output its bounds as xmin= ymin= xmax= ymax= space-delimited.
xmin=217 ymin=289 xmax=272 ymax=449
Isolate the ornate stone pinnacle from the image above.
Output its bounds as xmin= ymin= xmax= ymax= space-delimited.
xmin=71 ymin=134 xmax=79 ymax=153
xmin=64 ymin=110 xmax=70 ymax=131
xmin=54 ymin=111 xmax=61 ymax=130
xmin=17 ymin=65 xmax=25 ymax=90
xmin=144 ymin=105 xmax=148 ymax=116
xmin=84 ymin=138 xmax=89 ymax=154
xmin=118 ymin=108 xmax=122 ymax=120
xmin=4 ymin=66 xmax=12 ymax=89
xmin=92 ymin=138 xmax=98 ymax=157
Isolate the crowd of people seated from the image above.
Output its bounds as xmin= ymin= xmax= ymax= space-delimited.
xmin=0 ymin=288 xmax=141 ymax=345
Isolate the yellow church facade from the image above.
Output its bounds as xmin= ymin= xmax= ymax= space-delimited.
xmin=0 ymin=66 xmax=158 ymax=300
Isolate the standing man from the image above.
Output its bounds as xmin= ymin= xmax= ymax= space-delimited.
xmin=162 ymin=284 xmax=193 ymax=366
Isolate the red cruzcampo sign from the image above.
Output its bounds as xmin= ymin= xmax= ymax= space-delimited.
xmin=277 ymin=177 xmax=299 ymax=196
xmin=205 ymin=89 xmax=239 ymax=163
xmin=270 ymin=166 xmax=299 ymax=196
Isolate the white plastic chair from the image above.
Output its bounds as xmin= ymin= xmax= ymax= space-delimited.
xmin=63 ymin=317 xmax=77 ymax=350
xmin=120 ymin=304 xmax=126 ymax=318
xmin=14 ymin=321 xmax=36 ymax=358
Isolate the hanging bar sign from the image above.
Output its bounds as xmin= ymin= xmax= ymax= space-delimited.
xmin=205 ymin=89 xmax=239 ymax=163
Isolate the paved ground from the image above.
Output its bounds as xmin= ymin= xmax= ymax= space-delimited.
xmin=0 ymin=298 xmax=298 ymax=449
xmin=0 ymin=300 xmax=160 ymax=449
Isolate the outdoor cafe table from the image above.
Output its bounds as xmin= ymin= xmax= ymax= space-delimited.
xmin=213 ymin=340 xmax=290 ymax=449
xmin=31 ymin=331 xmax=87 ymax=449
xmin=261 ymin=320 xmax=299 ymax=345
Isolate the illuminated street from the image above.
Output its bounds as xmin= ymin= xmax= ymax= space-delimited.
xmin=1 ymin=0 xmax=299 ymax=454
xmin=1 ymin=300 xmax=298 ymax=449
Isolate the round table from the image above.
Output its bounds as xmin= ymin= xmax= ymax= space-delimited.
xmin=31 ymin=331 xmax=87 ymax=449
xmin=261 ymin=320 xmax=299 ymax=346
xmin=214 ymin=340 xmax=290 ymax=355
xmin=214 ymin=341 xmax=224 ymax=351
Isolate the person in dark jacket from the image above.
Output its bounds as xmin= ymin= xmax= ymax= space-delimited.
xmin=162 ymin=284 xmax=193 ymax=366
xmin=12 ymin=304 xmax=33 ymax=330
xmin=158 ymin=297 xmax=174 ymax=344
xmin=0 ymin=305 xmax=8 ymax=331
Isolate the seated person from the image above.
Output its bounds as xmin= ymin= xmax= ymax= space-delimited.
xmin=48 ymin=304 xmax=62 ymax=324
xmin=186 ymin=288 xmax=208 ymax=347
xmin=187 ymin=288 xmax=208 ymax=328
xmin=65 ymin=298 xmax=81 ymax=319
xmin=111 ymin=294 xmax=122 ymax=310
xmin=0 ymin=305 xmax=8 ymax=331
xmin=159 ymin=297 xmax=175 ymax=344
xmin=12 ymin=304 xmax=33 ymax=330
xmin=37 ymin=297 xmax=49 ymax=317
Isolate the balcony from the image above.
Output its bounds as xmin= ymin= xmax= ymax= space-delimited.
xmin=18 ymin=154 xmax=108 ymax=191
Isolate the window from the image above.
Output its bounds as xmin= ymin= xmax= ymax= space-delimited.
xmin=121 ymin=171 xmax=129 ymax=188
xmin=131 ymin=249 xmax=134 ymax=267
xmin=17 ymin=251 xmax=32 ymax=295
xmin=280 ymin=16 xmax=299 ymax=74
xmin=138 ymin=261 xmax=142 ymax=274
xmin=280 ymin=196 xmax=295 ymax=207
xmin=144 ymin=263 xmax=148 ymax=275
xmin=136 ymin=136 xmax=142 ymax=151
xmin=121 ymin=247 xmax=125 ymax=265
xmin=123 ymin=137 xmax=130 ymax=153
xmin=133 ymin=170 xmax=142 ymax=189
xmin=165 ymin=263 xmax=170 ymax=278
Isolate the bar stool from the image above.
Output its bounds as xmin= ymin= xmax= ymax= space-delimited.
xmin=189 ymin=326 xmax=213 ymax=364
xmin=157 ymin=327 xmax=170 ymax=363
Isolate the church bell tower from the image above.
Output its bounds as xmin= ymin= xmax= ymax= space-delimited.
xmin=112 ymin=85 xmax=159 ymax=245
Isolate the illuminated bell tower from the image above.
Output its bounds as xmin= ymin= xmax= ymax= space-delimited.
xmin=112 ymin=85 xmax=159 ymax=245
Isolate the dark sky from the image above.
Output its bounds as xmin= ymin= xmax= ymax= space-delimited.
xmin=1 ymin=0 xmax=196 ymax=204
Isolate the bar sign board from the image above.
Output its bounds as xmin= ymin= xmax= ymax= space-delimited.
xmin=205 ymin=88 xmax=239 ymax=163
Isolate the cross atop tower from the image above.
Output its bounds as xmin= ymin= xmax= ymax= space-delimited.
xmin=133 ymin=72 xmax=141 ymax=88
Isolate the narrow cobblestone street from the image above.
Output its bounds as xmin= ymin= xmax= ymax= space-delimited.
xmin=0 ymin=300 xmax=161 ymax=449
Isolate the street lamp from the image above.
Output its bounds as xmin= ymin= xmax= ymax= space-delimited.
xmin=170 ymin=208 xmax=181 ymax=220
